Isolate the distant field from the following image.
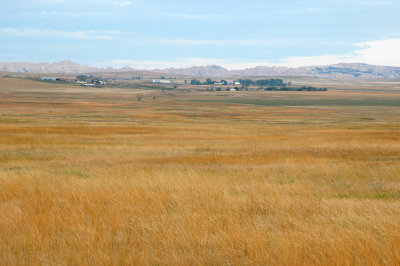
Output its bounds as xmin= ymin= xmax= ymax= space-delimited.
xmin=188 ymin=95 xmax=400 ymax=107
xmin=0 ymin=77 xmax=400 ymax=265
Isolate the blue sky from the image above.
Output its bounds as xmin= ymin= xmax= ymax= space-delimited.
xmin=1 ymin=0 xmax=399 ymax=69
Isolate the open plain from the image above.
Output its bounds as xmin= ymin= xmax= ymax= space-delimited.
xmin=0 ymin=76 xmax=400 ymax=265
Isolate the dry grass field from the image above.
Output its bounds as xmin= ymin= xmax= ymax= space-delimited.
xmin=0 ymin=77 xmax=400 ymax=265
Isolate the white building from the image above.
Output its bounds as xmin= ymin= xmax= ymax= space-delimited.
xmin=40 ymin=77 xmax=56 ymax=81
xmin=153 ymin=79 xmax=171 ymax=84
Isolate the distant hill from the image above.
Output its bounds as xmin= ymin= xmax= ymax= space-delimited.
xmin=0 ymin=61 xmax=113 ymax=74
xmin=158 ymin=63 xmax=400 ymax=79
xmin=1 ymin=61 xmax=399 ymax=79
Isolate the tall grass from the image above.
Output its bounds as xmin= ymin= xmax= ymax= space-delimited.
xmin=0 ymin=85 xmax=400 ymax=265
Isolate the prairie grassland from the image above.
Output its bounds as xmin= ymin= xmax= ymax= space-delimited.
xmin=0 ymin=78 xmax=400 ymax=265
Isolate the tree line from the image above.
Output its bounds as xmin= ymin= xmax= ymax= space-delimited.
xmin=206 ymin=86 xmax=327 ymax=92
xmin=190 ymin=78 xmax=327 ymax=91
xmin=190 ymin=78 xmax=287 ymax=86
xmin=238 ymin=79 xmax=286 ymax=86
xmin=263 ymin=86 xmax=327 ymax=91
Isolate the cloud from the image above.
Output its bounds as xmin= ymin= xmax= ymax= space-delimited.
xmin=160 ymin=39 xmax=226 ymax=46
xmin=117 ymin=1 xmax=132 ymax=7
xmin=32 ymin=0 xmax=135 ymax=5
xmin=278 ymin=7 xmax=328 ymax=14
xmin=38 ymin=11 xmax=109 ymax=16
xmin=163 ymin=13 xmax=230 ymax=19
xmin=96 ymin=38 xmax=400 ymax=69
xmin=0 ymin=28 xmax=119 ymax=40
xmin=332 ymin=0 xmax=394 ymax=5
xmin=2 ymin=26 xmax=398 ymax=69
xmin=0 ymin=28 xmax=281 ymax=46
xmin=159 ymin=39 xmax=280 ymax=46
xmin=280 ymin=38 xmax=400 ymax=67
xmin=96 ymin=58 xmax=277 ymax=70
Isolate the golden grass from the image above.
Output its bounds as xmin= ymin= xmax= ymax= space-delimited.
xmin=0 ymin=80 xmax=400 ymax=265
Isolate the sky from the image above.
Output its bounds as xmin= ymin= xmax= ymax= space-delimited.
xmin=0 ymin=0 xmax=399 ymax=69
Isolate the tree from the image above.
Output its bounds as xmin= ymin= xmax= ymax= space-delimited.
xmin=205 ymin=78 xmax=214 ymax=85
xmin=190 ymin=79 xmax=201 ymax=85
xmin=239 ymin=79 xmax=252 ymax=86
xmin=76 ymin=75 xmax=87 ymax=81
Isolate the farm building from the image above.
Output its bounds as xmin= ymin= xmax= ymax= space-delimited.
xmin=153 ymin=79 xmax=171 ymax=84
xmin=40 ymin=77 xmax=56 ymax=81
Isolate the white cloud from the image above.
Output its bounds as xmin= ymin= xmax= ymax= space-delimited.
xmin=38 ymin=11 xmax=108 ymax=16
xmin=33 ymin=0 xmax=135 ymax=5
xmin=280 ymin=38 xmax=400 ymax=67
xmin=278 ymin=7 xmax=328 ymax=14
xmin=351 ymin=38 xmax=400 ymax=66
xmin=0 ymin=28 xmax=118 ymax=40
xmin=2 ymin=27 xmax=398 ymax=69
xmin=332 ymin=0 xmax=394 ymax=5
xmin=160 ymin=39 xmax=226 ymax=46
xmin=159 ymin=39 xmax=279 ymax=46
xmin=97 ymin=38 xmax=400 ymax=69
xmin=118 ymin=1 xmax=132 ymax=7
xmin=96 ymin=58 xmax=276 ymax=70
xmin=164 ymin=13 xmax=230 ymax=19
xmin=1 ymin=28 xmax=281 ymax=46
